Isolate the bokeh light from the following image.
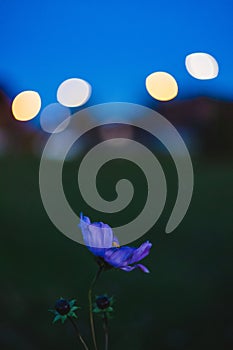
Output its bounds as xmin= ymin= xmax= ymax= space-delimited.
xmin=12 ymin=90 xmax=41 ymax=121
xmin=40 ymin=103 xmax=71 ymax=133
xmin=40 ymin=129 xmax=80 ymax=160
xmin=57 ymin=78 xmax=91 ymax=107
xmin=145 ymin=72 xmax=178 ymax=101
xmin=185 ymin=52 xmax=219 ymax=80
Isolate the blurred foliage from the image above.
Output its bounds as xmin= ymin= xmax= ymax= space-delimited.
xmin=0 ymin=155 xmax=233 ymax=350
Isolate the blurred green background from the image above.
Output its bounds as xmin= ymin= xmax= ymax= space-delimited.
xmin=1 ymin=150 xmax=233 ymax=350
xmin=1 ymin=0 xmax=233 ymax=348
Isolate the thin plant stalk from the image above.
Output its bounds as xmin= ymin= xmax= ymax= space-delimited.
xmin=103 ymin=313 xmax=109 ymax=350
xmin=68 ymin=316 xmax=89 ymax=350
xmin=88 ymin=266 xmax=103 ymax=350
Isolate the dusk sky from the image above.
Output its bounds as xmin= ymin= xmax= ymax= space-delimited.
xmin=1 ymin=0 xmax=233 ymax=113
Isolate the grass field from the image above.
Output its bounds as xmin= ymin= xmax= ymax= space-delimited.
xmin=1 ymin=155 xmax=233 ymax=350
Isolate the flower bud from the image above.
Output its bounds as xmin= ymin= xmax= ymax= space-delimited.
xmin=55 ymin=298 xmax=71 ymax=315
xmin=96 ymin=296 xmax=110 ymax=310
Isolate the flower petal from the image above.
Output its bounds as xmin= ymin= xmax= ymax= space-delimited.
xmin=79 ymin=218 xmax=94 ymax=247
xmin=136 ymin=263 xmax=150 ymax=273
xmin=120 ymin=263 xmax=150 ymax=273
xmin=104 ymin=246 xmax=136 ymax=268
xmin=88 ymin=223 xmax=114 ymax=249
xmin=128 ymin=241 xmax=152 ymax=264
xmin=80 ymin=212 xmax=90 ymax=224
xmin=79 ymin=214 xmax=114 ymax=250
xmin=88 ymin=247 xmax=106 ymax=257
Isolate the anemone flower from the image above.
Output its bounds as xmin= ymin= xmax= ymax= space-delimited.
xmin=79 ymin=213 xmax=152 ymax=273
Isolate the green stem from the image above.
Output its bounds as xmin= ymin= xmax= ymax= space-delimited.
xmin=88 ymin=266 xmax=103 ymax=350
xmin=103 ymin=313 xmax=109 ymax=350
xmin=68 ymin=316 xmax=89 ymax=350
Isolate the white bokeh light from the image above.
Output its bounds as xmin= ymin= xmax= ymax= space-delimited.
xmin=185 ymin=52 xmax=219 ymax=80
xmin=40 ymin=103 xmax=71 ymax=133
xmin=57 ymin=78 xmax=91 ymax=107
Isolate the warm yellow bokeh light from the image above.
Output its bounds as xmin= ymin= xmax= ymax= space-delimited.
xmin=12 ymin=91 xmax=41 ymax=121
xmin=145 ymin=72 xmax=178 ymax=101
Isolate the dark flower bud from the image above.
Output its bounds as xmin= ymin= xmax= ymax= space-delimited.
xmin=55 ymin=298 xmax=71 ymax=315
xmin=96 ymin=296 xmax=110 ymax=310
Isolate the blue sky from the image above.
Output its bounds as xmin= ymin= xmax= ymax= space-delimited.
xmin=1 ymin=0 xmax=233 ymax=112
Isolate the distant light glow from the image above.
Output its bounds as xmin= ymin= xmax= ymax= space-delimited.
xmin=40 ymin=130 xmax=80 ymax=160
xmin=12 ymin=91 xmax=41 ymax=121
xmin=57 ymin=78 xmax=91 ymax=107
xmin=99 ymin=124 xmax=134 ymax=147
xmin=185 ymin=52 xmax=219 ymax=80
xmin=145 ymin=72 xmax=178 ymax=101
xmin=40 ymin=103 xmax=71 ymax=133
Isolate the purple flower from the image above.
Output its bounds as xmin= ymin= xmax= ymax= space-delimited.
xmin=79 ymin=213 xmax=152 ymax=273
